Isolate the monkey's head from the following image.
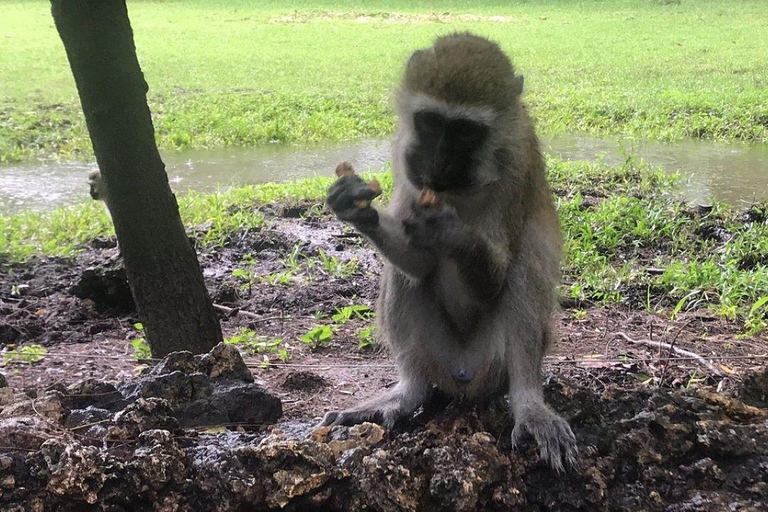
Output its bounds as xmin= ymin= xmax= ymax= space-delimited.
xmin=88 ymin=170 xmax=106 ymax=202
xmin=396 ymin=33 xmax=524 ymax=193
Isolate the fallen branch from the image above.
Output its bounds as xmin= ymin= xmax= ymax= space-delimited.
xmin=212 ymin=303 xmax=282 ymax=323
xmin=614 ymin=331 xmax=725 ymax=377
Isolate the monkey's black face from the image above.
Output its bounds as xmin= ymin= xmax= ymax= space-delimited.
xmin=405 ymin=110 xmax=490 ymax=192
xmin=89 ymin=183 xmax=101 ymax=201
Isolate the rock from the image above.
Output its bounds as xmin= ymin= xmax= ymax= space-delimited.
xmin=0 ymin=373 xmax=7 ymax=388
xmin=106 ymin=398 xmax=180 ymax=441
xmin=115 ymin=344 xmax=283 ymax=429
xmin=0 ymin=417 xmax=57 ymax=451
xmin=1 ymin=375 xmax=768 ymax=510
xmin=64 ymin=379 xmax=125 ymax=411
xmin=69 ymin=266 xmax=135 ymax=312
xmin=65 ymin=407 xmax=112 ymax=445
xmin=0 ymin=390 xmax=68 ymax=424
xmin=148 ymin=351 xmax=199 ymax=377
xmin=130 ymin=430 xmax=188 ymax=492
xmin=0 ymin=324 xmax=22 ymax=346
xmin=40 ymin=439 xmax=108 ymax=505
xmin=738 ymin=367 xmax=768 ymax=408
xmin=197 ymin=343 xmax=254 ymax=382
xmin=176 ymin=380 xmax=282 ymax=428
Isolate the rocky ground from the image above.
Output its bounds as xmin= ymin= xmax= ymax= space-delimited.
xmin=1 ymin=202 xmax=767 ymax=510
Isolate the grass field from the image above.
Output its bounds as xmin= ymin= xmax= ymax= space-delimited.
xmin=1 ymin=0 xmax=767 ymax=162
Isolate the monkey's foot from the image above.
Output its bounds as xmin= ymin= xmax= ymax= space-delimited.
xmin=320 ymin=402 xmax=403 ymax=429
xmin=511 ymin=404 xmax=578 ymax=473
xmin=320 ymin=387 xmax=422 ymax=429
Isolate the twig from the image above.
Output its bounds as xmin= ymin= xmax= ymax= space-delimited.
xmin=212 ymin=303 xmax=281 ymax=322
xmin=613 ymin=331 xmax=725 ymax=377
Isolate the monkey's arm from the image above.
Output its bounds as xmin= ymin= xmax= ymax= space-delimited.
xmin=362 ymin=212 xmax=438 ymax=280
xmin=327 ymin=176 xmax=438 ymax=280
xmin=403 ymin=205 xmax=508 ymax=301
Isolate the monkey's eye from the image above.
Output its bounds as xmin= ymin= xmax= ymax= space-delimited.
xmin=414 ymin=111 xmax=445 ymax=134
xmin=451 ymin=119 xmax=486 ymax=142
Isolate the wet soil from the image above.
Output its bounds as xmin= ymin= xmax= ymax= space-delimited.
xmin=1 ymin=201 xmax=767 ymax=510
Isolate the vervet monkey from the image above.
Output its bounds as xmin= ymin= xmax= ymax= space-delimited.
xmin=88 ymin=170 xmax=109 ymax=209
xmin=323 ymin=33 xmax=577 ymax=471
xmin=88 ymin=170 xmax=121 ymax=258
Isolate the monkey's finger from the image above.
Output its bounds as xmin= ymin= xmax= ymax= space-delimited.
xmin=337 ymin=206 xmax=379 ymax=227
xmin=328 ymin=176 xmax=378 ymax=211
xmin=319 ymin=411 xmax=339 ymax=426
xmin=327 ymin=181 xmax=366 ymax=212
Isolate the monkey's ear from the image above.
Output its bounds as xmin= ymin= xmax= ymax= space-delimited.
xmin=512 ymin=75 xmax=524 ymax=96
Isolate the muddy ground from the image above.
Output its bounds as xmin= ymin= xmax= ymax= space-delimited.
xmin=1 ymin=201 xmax=767 ymax=510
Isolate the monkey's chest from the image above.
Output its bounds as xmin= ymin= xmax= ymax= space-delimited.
xmin=432 ymin=260 xmax=482 ymax=333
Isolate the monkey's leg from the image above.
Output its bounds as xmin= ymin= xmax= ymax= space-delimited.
xmin=507 ymin=323 xmax=578 ymax=472
xmin=319 ymin=378 xmax=430 ymax=429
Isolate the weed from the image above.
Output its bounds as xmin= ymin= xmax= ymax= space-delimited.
xmin=2 ymin=344 xmax=47 ymax=365
xmin=225 ymin=327 xmax=292 ymax=366
xmin=130 ymin=323 xmax=152 ymax=360
xmin=315 ymin=249 xmax=358 ymax=278
xmin=300 ymin=325 xmax=334 ymax=350
xmin=332 ymin=304 xmax=373 ymax=324
xmin=358 ymin=324 xmax=377 ymax=349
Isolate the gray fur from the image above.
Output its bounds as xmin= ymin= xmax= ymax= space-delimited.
xmin=322 ymin=33 xmax=577 ymax=471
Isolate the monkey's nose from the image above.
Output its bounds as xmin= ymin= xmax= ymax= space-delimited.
xmin=451 ymin=367 xmax=474 ymax=385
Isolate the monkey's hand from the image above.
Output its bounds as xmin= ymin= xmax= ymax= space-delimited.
xmin=326 ymin=175 xmax=380 ymax=229
xmin=511 ymin=403 xmax=579 ymax=473
xmin=402 ymin=202 xmax=463 ymax=250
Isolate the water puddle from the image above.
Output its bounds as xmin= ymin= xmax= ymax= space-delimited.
xmin=1 ymin=136 xmax=766 ymax=214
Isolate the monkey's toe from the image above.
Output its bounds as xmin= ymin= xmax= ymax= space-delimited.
xmin=511 ymin=407 xmax=579 ymax=473
xmin=319 ymin=409 xmax=379 ymax=428
xmin=319 ymin=411 xmax=340 ymax=427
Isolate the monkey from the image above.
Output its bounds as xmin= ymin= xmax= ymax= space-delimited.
xmin=87 ymin=170 xmax=121 ymax=260
xmin=323 ymin=32 xmax=577 ymax=471
xmin=88 ymin=170 xmax=109 ymax=208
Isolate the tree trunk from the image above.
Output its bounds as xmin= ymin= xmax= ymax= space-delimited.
xmin=51 ymin=0 xmax=222 ymax=357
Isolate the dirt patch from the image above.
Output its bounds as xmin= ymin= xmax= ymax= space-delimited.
xmin=0 ymin=346 xmax=767 ymax=510
xmin=1 ymin=204 xmax=768 ymax=509
xmin=1 ymin=205 xmax=766 ymax=418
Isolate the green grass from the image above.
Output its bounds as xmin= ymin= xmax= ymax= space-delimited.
xmin=2 ymin=0 xmax=767 ymax=162
xmin=2 ymin=157 xmax=766 ymax=331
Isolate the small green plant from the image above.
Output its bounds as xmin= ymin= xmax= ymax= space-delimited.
xmin=2 ymin=344 xmax=47 ymax=365
xmin=130 ymin=323 xmax=152 ymax=360
xmin=225 ymin=327 xmax=288 ymax=356
xmin=283 ymin=244 xmax=305 ymax=272
xmin=358 ymin=324 xmax=377 ymax=349
xmin=258 ymin=270 xmax=295 ymax=286
xmin=744 ymin=296 xmax=768 ymax=335
xmin=572 ymin=309 xmax=587 ymax=321
xmin=332 ymin=304 xmax=373 ymax=324
xmin=232 ymin=253 xmax=258 ymax=294
xmin=316 ymin=249 xmax=358 ymax=279
xmin=300 ymin=325 xmax=334 ymax=350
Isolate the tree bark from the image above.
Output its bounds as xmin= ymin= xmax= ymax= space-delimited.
xmin=51 ymin=0 xmax=222 ymax=357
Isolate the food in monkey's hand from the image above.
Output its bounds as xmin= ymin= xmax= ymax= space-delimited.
xmin=334 ymin=161 xmax=356 ymax=178
xmin=417 ymin=187 xmax=440 ymax=210
xmin=334 ymin=161 xmax=381 ymax=209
